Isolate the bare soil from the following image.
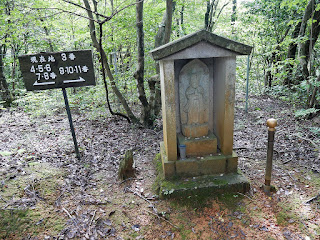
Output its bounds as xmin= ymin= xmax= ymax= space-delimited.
xmin=0 ymin=93 xmax=319 ymax=240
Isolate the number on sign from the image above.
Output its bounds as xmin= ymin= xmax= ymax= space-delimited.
xmin=38 ymin=65 xmax=43 ymax=72
xmin=36 ymin=73 xmax=41 ymax=80
xmin=43 ymin=72 xmax=49 ymax=80
xmin=59 ymin=67 xmax=64 ymax=75
xmin=61 ymin=53 xmax=67 ymax=61
xmin=65 ymin=66 xmax=74 ymax=74
xmin=30 ymin=65 xmax=35 ymax=73
xmin=45 ymin=64 xmax=51 ymax=72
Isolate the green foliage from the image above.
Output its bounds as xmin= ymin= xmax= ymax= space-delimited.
xmin=0 ymin=209 xmax=31 ymax=238
xmin=308 ymin=127 xmax=320 ymax=136
xmin=0 ymin=151 xmax=13 ymax=156
xmin=294 ymin=108 xmax=319 ymax=118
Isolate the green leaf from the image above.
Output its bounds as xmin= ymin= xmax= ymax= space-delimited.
xmin=294 ymin=108 xmax=319 ymax=118
xmin=17 ymin=149 xmax=26 ymax=154
xmin=0 ymin=151 xmax=13 ymax=157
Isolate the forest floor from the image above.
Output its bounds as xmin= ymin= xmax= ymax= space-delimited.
xmin=0 ymin=92 xmax=320 ymax=240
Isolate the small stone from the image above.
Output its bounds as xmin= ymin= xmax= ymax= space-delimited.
xmin=132 ymin=224 xmax=140 ymax=231
xmin=259 ymin=226 xmax=269 ymax=231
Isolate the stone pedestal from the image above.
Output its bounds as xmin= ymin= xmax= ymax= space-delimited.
xmin=177 ymin=133 xmax=217 ymax=157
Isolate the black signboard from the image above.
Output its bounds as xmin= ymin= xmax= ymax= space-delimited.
xmin=18 ymin=50 xmax=96 ymax=91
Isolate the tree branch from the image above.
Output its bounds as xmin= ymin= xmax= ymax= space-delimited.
xmin=29 ymin=7 xmax=99 ymax=23
xmin=61 ymin=0 xmax=109 ymax=19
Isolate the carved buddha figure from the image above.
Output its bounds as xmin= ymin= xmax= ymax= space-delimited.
xmin=180 ymin=60 xmax=209 ymax=137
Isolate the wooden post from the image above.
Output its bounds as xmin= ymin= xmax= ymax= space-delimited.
xmin=264 ymin=118 xmax=277 ymax=193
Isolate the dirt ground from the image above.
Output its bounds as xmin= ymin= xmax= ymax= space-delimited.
xmin=0 ymin=93 xmax=320 ymax=240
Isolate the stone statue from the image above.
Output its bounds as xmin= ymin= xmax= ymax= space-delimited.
xmin=179 ymin=59 xmax=209 ymax=137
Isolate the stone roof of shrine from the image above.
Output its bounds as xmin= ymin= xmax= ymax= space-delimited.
xmin=150 ymin=29 xmax=253 ymax=60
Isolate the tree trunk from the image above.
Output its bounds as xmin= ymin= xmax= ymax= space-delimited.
xmin=0 ymin=46 xmax=12 ymax=108
xmin=152 ymin=0 xmax=175 ymax=117
xmin=134 ymin=0 xmax=153 ymax=126
xmin=204 ymin=1 xmax=212 ymax=31
xmin=231 ymin=0 xmax=237 ymax=23
xmin=297 ymin=0 xmax=316 ymax=81
xmin=231 ymin=0 xmax=237 ymax=34
xmin=180 ymin=4 xmax=186 ymax=36
xmin=204 ymin=0 xmax=228 ymax=32
xmin=82 ymin=0 xmax=137 ymax=123
xmin=284 ymin=21 xmax=302 ymax=86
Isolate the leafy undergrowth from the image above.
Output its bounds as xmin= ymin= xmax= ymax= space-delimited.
xmin=0 ymin=93 xmax=320 ymax=239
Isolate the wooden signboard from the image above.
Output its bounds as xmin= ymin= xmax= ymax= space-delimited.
xmin=18 ymin=50 xmax=96 ymax=91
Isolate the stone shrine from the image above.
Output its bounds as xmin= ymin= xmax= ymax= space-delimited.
xmin=150 ymin=30 xmax=252 ymax=180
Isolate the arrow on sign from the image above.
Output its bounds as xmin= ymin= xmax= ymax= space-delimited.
xmin=63 ymin=77 xmax=86 ymax=84
xmin=33 ymin=80 xmax=55 ymax=86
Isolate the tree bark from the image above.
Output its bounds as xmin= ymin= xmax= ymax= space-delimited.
xmin=82 ymin=0 xmax=137 ymax=123
xmin=297 ymin=0 xmax=316 ymax=80
xmin=204 ymin=0 xmax=228 ymax=32
xmin=152 ymin=0 xmax=175 ymax=117
xmin=134 ymin=0 xmax=153 ymax=126
xmin=0 ymin=45 xmax=12 ymax=108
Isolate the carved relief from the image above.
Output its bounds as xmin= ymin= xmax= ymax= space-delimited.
xmin=179 ymin=59 xmax=209 ymax=137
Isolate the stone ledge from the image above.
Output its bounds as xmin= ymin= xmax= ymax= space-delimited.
xmin=177 ymin=133 xmax=217 ymax=157
xmin=159 ymin=172 xmax=250 ymax=199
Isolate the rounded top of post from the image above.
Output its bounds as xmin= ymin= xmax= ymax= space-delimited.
xmin=267 ymin=118 xmax=277 ymax=131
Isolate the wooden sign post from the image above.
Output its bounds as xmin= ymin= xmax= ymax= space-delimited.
xmin=19 ymin=50 xmax=96 ymax=159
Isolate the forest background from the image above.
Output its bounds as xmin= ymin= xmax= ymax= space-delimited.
xmin=0 ymin=0 xmax=320 ymax=125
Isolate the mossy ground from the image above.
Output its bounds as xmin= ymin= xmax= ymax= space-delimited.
xmin=0 ymin=162 xmax=66 ymax=239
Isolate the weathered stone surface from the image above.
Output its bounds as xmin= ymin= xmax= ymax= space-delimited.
xmin=176 ymin=160 xmax=199 ymax=176
xmin=160 ymin=142 xmax=176 ymax=178
xmin=177 ymin=133 xmax=217 ymax=157
xmin=118 ymin=150 xmax=134 ymax=180
xmin=160 ymin=60 xmax=177 ymax=161
xmin=159 ymin=173 xmax=250 ymax=199
xmin=199 ymin=156 xmax=227 ymax=175
xmin=179 ymin=59 xmax=209 ymax=138
xmin=174 ymin=154 xmax=228 ymax=177
xmin=226 ymin=151 xmax=238 ymax=173
xmin=162 ymin=42 xmax=238 ymax=60
xmin=215 ymin=57 xmax=236 ymax=155
xmin=150 ymin=30 xmax=252 ymax=61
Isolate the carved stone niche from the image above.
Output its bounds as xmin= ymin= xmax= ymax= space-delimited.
xmin=150 ymin=30 xmax=252 ymax=179
xmin=179 ymin=59 xmax=209 ymax=138
xmin=176 ymin=59 xmax=217 ymax=157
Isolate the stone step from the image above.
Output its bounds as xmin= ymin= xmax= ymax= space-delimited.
xmin=159 ymin=172 xmax=250 ymax=199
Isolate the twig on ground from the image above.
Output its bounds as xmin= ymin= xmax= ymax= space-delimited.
xmin=125 ymin=187 xmax=157 ymax=213
xmin=145 ymin=210 xmax=179 ymax=229
xmin=305 ymin=193 xmax=320 ymax=204
xmin=287 ymin=172 xmax=296 ymax=181
xmin=120 ymin=177 xmax=142 ymax=184
xmin=294 ymin=133 xmax=320 ymax=151
xmin=80 ymin=200 xmax=111 ymax=205
xmin=62 ymin=207 xmax=73 ymax=219
xmin=0 ymin=195 xmax=7 ymax=203
xmin=89 ymin=210 xmax=97 ymax=227
xmin=236 ymin=192 xmax=257 ymax=203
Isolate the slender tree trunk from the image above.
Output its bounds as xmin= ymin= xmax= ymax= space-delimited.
xmin=181 ymin=5 xmax=186 ymax=35
xmin=134 ymin=0 xmax=153 ymax=126
xmin=82 ymin=0 xmax=137 ymax=122
xmin=0 ymin=46 xmax=12 ymax=108
xmin=204 ymin=0 xmax=228 ymax=32
xmin=284 ymin=22 xmax=302 ymax=86
xmin=297 ymin=0 xmax=316 ymax=81
xmin=152 ymin=0 xmax=175 ymax=117
xmin=204 ymin=1 xmax=212 ymax=31
xmin=231 ymin=0 xmax=236 ymax=34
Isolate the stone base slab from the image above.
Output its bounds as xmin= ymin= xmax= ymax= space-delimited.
xmin=160 ymin=141 xmax=238 ymax=179
xmin=159 ymin=172 xmax=250 ymax=199
xmin=177 ymin=133 xmax=217 ymax=157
